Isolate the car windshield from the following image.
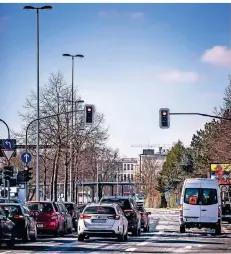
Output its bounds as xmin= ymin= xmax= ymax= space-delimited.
xmin=84 ymin=206 xmax=116 ymax=214
xmin=27 ymin=203 xmax=54 ymax=212
xmin=184 ymin=188 xmax=217 ymax=205
xmin=100 ymin=199 xmax=132 ymax=210
xmin=0 ymin=205 xmax=22 ymax=216
xmin=64 ymin=203 xmax=74 ymax=212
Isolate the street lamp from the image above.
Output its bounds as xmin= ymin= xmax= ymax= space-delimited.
xmin=24 ymin=5 xmax=53 ymax=201
xmin=63 ymin=54 xmax=84 ymax=202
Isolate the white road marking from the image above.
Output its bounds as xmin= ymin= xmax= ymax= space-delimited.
xmin=125 ymin=247 xmax=137 ymax=252
xmin=0 ymin=251 xmax=12 ymax=254
xmin=137 ymin=241 xmax=148 ymax=246
xmin=185 ymin=245 xmax=192 ymax=249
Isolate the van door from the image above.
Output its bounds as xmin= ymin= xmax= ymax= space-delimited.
xmin=183 ymin=187 xmax=201 ymax=223
xmin=200 ymin=188 xmax=218 ymax=223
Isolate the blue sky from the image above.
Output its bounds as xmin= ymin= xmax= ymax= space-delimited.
xmin=0 ymin=3 xmax=230 ymax=157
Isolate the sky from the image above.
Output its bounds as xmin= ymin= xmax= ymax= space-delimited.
xmin=0 ymin=3 xmax=231 ymax=158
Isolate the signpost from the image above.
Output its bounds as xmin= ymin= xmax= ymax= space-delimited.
xmin=21 ymin=152 xmax=32 ymax=164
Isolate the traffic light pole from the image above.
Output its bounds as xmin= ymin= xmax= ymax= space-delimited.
xmin=169 ymin=112 xmax=231 ymax=121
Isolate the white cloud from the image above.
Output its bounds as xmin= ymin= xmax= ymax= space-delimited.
xmin=97 ymin=11 xmax=145 ymax=20
xmin=201 ymin=46 xmax=231 ymax=68
xmin=157 ymin=69 xmax=199 ymax=84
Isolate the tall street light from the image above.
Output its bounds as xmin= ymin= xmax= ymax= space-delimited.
xmin=23 ymin=5 xmax=52 ymax=201
xmin=62 ymin=54 xmax=84 ymax=202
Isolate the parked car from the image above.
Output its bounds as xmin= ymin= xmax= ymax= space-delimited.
xmin=55 ymin=202 xmax=73 ymax=234
xmin=26 ymin=201 xmax=66 ymax=236
xmin=100 ymin=196 xmax=141 ymax=236
xmin=78 ymin=203 xmax=128 ymax=242
xmin=64 ymin=202 xmax=78 ymax=232
xmin=0 ymin=203 xmax=37 ymax=242
xmin=0 ymin=206 xmax=16 ymax=247
xmin=179 ymin=178 xmax=221 ymax=234
xmin=137 ymin=205 xmax=151 ymax=232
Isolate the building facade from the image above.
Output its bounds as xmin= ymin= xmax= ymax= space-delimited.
xmin=119 ymin=158 xmax=138 ymax=182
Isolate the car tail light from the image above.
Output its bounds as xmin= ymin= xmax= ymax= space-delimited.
xmin=79 ymin=214 xmax=91 ymax=220
xmin=124 ymin=209 xmax=135 ymax=214
xmin=218 ymin=205 xmax=222 ymax=217
xmin=14 ymin=215 xmax=24 ymax=219
xmin=179 ymin=205 xmax=183 ymax=217
xmin=107 ymin=215 xmax=120 ymax=220
xmin=142 ymin=214 xmax=147 ymax=220
xmin=72 ymin=211 xmax=77 ymax=217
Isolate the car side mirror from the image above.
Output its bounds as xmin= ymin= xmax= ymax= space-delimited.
xmin=148 ymin=212 xmax=151 ymax=215
xmin=0 ymin=215 xmax=7 ymax=220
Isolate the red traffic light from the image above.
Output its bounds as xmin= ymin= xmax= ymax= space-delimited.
xmin=87 ymin=107 xmax=92 ymax=112
xmin=162 ymin=111 xmax=167 ymax=116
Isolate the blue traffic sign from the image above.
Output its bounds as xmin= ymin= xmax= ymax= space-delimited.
xmin=164 ymin=188 xmax=169 ymax=192
xmin=21 ymin=152 xmax=32 ymax=164
xmin=3 ymin=139 xmax=15 ymax=149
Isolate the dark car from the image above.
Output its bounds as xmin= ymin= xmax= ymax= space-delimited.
xmin=0 ymin=203 xmax=37 ymax=242
xmin=137 ymin=206 xmax=151 ymax=232
xmin=0 ymin=206 xmax=16 ymax=247
xmin=64 ymin=202 xmax=78 ymax=232
xmin=0 ymin=199 xmax=19 ymax=204
xmin=100 ymin=196 xmax=141 ymax=236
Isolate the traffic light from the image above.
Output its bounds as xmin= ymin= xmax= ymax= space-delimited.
xmin=3 ymin=166 xmax=14 ymax=181
xmin=84 ymin=104 xmax=95 ymax=124
xmin=24 ymin=166 xmax=33 ymax=182
xmin=159 ymin=108 xmax=170 ymax=129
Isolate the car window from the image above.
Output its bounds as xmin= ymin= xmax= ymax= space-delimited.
xmin=27 ymin=203 xmax=54 ymax=212
xmin=65 ymin=203 xmax=74 ymax=212
xmin=100 ymin=199 xmax=132 ymax=210
xmin=84 ymin=206 xmax=116 ymax=215
xmin=23 ymin=206 xmax=30 ymax=215
xmin=137 ymin=206 xmax=145 ymax=212
xmin=201 ymin=188 xmax=218 ymax=205
xmin=184 ymin=188 xmax=199 ymax=205
xmin=1 ymin=205 xmax=22 ymax=216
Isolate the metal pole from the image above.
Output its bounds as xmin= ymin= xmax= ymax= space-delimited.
xmin=82 ymin=170 xmax=84 ymax=204
xmin=7 ymin=180 xmax=10 ymax=202
xmin=117 ymin=166 xmax=119 ymax=195
xmin=36 ymin=8 xmax=40 ymax=201
xmin=69 ymin=56 xmax=74 ymax=202
xmin=96 ymin=163 xmax=99 ymax=203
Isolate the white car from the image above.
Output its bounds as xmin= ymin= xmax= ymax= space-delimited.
xmin=77 ymin=203 xmax=128 ymax=241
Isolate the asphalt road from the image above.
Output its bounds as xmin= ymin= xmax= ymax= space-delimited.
xmin=1 ymin=209 xmax=231 ymax=253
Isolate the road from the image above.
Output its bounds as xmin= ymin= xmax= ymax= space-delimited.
xmin=1 ymin=209 xmax=231 ymax=253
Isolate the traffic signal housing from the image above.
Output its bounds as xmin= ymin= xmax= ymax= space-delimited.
xmin=159 ymin=108 xmax=170 ymax=129
xmin=84 ymin=104 xmax=95 ymax=125
xmin=24 ymin=166 xmax=33 ymax=182
xmin=3 ymin=166 xmax=14 ymax=181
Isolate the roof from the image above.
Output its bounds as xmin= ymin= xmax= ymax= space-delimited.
xmin=101 ymin=195 xmax=131 ymax=200
xmin=86 ymin=203 xmax=118 ymax=207
xmin=0 ymin=203 xmax=21 ymax=206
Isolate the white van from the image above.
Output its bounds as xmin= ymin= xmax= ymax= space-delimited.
xmin=179 ymin=178 xmax=221 ymax=234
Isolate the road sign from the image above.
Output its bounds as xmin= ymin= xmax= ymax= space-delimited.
xmin=21 ymin=152 xmax=32 ymax=164
xmin=2 ymin=150 xmax=15 ymax=161
xmin=164 ymin=188 xmax=169 ymax=192
xmin=165 ymin=191 xmax=169 ymax=201
xmin=3 ymin=139 xmax=15 ymax=150
xmin=0 ymin=139 xmax=16 ymax=158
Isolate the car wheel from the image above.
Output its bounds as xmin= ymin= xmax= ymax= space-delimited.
xmin=215 ymin=224 xmax=221 ymax=235
xmin=180 ymin=225 xmax=185 ymax=233
xmin=147 ymin=226 xmax=150 ymax=232
xmin=144 ymin=226 xmax=148 ymax=232
xmin=67 ymin=226 xmax=73 ymax=234
xmin=22 ymin=227 xmax=30 ymax=242
xmin=78 ymin=234 xmax=85 ymax=241
xmin=6 ymin=230 xmax=15 ymax=247
xmin=117 ymin=230 xmax=125 ymax=242
xmin=124 ymin=231 xmax=128 ymax=241
xmin=54 ymin=224 xmax=59 ymax=237
xmin=132 ymin=227 xmax=138 ymax=236
xmin=138 ymin=227 xmax=141 ymax=236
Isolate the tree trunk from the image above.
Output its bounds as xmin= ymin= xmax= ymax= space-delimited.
xmin=54 ymin=146 xmax=61 ymax=201
xmin=51 ymin=151 xmax=57 ymax=201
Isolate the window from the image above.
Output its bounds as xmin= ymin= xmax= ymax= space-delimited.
xmin=124 ymin=174 xmax=126 ymax=181
xmin=124 ymin=164 xmax=126 ymax=170
xmin=27 ymin=203 xmax=54 ymax=212
xmin=64 ymin=203 xmax=74 ymax=212
xmin=184 ymin=188 xmax=218 ymax=206
xmin=184 ymin=188 xmax=199 ymax=205
xmin=128 ymin=174 xmax=130 ymax=181
xmin=131 ymin=164 xmax=133 ymax=170
xmin=131 ymin=174 xmax=133 ymax=181
xmin=201 ymin=188 xmax=217 ymax=205
xmin=84 ymin=206 xmax=116 ymax=215
xmin=100 ymin=199 xmax=132 ymax=210
xmin=128 ymin=164 xmax=130 ymax=170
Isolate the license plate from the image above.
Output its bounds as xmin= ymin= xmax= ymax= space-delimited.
xmin=37 ymin=224 xmax=43 ymax=228
xmin=92 ymin=219 xmax=106 ymax=223
xmin=185 ymin=217 xmax=198 ymax=222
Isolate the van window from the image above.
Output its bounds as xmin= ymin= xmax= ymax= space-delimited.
xmin=201 ymin=188 xmax=217 ymax=205
xmin=184 ymin=188 xmax=199 ymax=205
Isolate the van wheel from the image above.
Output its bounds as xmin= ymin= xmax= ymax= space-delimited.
xmin=215 ymin=225 xmax=221 ymax=235
xmin=180 ymin=225 xmax=185 ymax=233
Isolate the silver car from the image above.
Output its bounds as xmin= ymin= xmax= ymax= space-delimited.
xmin=78 ymin=203 xmax=128 ymax=242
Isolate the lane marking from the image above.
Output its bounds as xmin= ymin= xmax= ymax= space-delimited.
xmin=137 ymin=241 xmax=148 ymax=246
xmin=185 ymin=245 xmax=192 ymax=249
xmin=125 ymin=247 xmax=137 ymax=252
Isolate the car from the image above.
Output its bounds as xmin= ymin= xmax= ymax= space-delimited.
xmin=55 ymin=202 xmax=73 ymax=234
xmin=0 ymin=206 xmax=16 ymax=247
xmin=100 ymin=196 xmax=141 ymax=236
xmin=0 ymin=203 xmax=37 ymax=242
xmin=0 ymin=198 xmax=19 ymax=204
xmin=64 ymin=202 xmax=79 ymax=232
xmin=179 ymin=178 xmax=221 ymax=234
xmin=78 ymin=203 xmax=128 ymax=242
xmin=26 ymin=201 xmax=66 ymax=236
xmin=135 ymin=194 xmax=145 ymax=206
xmin=137 ymin=205 xmax=151 ymax=232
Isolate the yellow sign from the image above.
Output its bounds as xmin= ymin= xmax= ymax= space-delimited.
xmin=210 ymin=164 xmax=231 ymax=184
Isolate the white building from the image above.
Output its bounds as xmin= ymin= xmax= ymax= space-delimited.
xmin=119 ymin=158 xmax=138 ymax=182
